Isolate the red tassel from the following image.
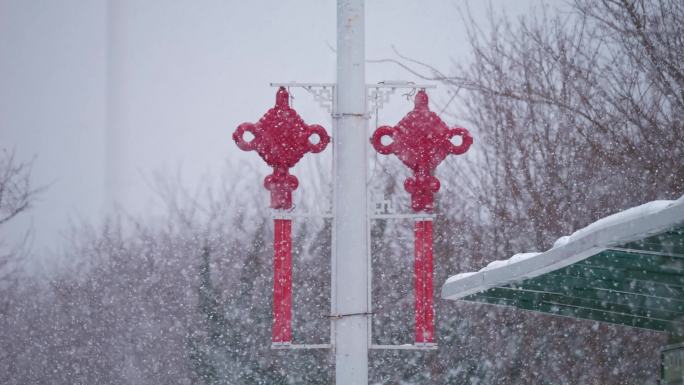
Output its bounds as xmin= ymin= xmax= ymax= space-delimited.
xmin=423 ymin=220 xmax=434 ymax=343
xmin=414 ymin=220 xmax=434 ymax=343
xmin=273 ymin=219 xmax=292 ymax=343
xmin=414 ymin=220 xmax=425 ymax=343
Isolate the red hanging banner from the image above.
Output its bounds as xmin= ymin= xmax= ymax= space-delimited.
xmin=414 ymin=220 xmax=434 ymax=343
xmin=233 ymin=87 xmax=330 ymax=344
xmin=370 ymin=90 xmax=472 ymax=344
xmin=273 ymin=218 xmax=292 ymax=342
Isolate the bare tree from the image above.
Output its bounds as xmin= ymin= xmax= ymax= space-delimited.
xmin=0 ymin=149 xmax=39 ymax=226
xmin=370 ymin=1 xmax=681 ymax=383
xmin=378 ymin=0 xmax=682 ymax=254
xmin=0 ymin=149 xmax=42 ymax=282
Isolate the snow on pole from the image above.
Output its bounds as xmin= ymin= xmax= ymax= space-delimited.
xmin=370 ymin=90 xmax=473 ymax=345
xmin=232 ymin=87 xmax=330 ymax=344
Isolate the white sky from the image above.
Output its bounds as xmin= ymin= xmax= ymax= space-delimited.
xmin=0 ymin=0 xmax=562 ymax=267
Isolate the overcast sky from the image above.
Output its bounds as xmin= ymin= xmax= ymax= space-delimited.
xmin=0 ymin=0 xmax=562 ymax=268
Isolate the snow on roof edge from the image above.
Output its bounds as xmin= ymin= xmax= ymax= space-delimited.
xmin=441 ymin=195 xmax=684 ymax=301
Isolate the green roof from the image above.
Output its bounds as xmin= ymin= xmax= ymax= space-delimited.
xmin=442 ymin=198 xmax=684 ymax=336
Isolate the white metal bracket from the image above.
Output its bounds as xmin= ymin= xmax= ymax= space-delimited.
xmin=271 ymin=210 xmax=334 ymax=220
xmin=367 ymin=81 xmax=436 ymax=116
xmin=270 ymin=82 xmax=335 ymax=114
xmin=269 ymin=81 xmax=437 ymax=116
xmin=371 ymin=196 xmax=394 ymax=216
xmin=370 ymin=343 xmax=438 ymax=351
xmin=271 ymin=343 xmax=332 ymax=350
xmin=369 ymin=195 xmax=435 ymax=220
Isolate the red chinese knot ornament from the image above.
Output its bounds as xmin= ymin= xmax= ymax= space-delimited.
xmin=232 ymin=87 xmax=330 ymax=344
xmin=371 ymin=90 xmax=473 ymax=344
xmin=233 ymin=87 xmax=330 ymax=209
xmin=370 ymin=90 xmax=473 ymax=212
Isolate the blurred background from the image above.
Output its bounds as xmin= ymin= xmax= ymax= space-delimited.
xmin=2 ymin=1 xmax=681 ymax=384
xmin=0 ymin=0 xmax=535 ymax=265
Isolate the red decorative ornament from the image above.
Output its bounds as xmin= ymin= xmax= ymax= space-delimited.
xmin=370 ymin=90 xmax=473 ymax=344
xmin=233 ymin=87 xmax=330 ymax=210
xmin=370 ymin=90 xmax=472 ymax=213
xmin=233 ymin=87 xmax=330 ymax=343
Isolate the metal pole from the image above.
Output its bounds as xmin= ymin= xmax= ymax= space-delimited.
xmin=334 ymin=0 xmax=368 ymax=384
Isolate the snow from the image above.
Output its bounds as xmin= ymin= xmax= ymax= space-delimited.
xmin=443 ymin=195 xmax=684 ymax=298
xmin=479 ymin=252 xmax=541 ymax=272
xmin=552 ymin=236 xmax=570 ymax=248
xmin=445 ymin=272 xmax=477 ymax=284
xmin=482 ymin=260 xmax=508 ymax=271
xmin=509 ymin=252 xmax=542 ymax=263
xmin=566 ymin=200 xmax=676 ymax=243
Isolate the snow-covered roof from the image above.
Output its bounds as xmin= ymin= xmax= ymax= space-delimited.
xmin=441 ymin=195 xmax=684 ymax=335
